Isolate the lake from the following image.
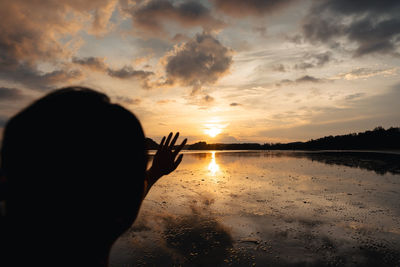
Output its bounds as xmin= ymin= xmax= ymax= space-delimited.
xmin=110 ymin=151 xmax=400 ymax=266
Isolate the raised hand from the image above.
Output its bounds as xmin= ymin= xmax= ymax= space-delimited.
xmin=144 ymin=132 xmax=187 ymax=197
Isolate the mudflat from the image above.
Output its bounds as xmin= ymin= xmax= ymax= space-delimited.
xmin=111 ymin=151 xmax=400 ymax=266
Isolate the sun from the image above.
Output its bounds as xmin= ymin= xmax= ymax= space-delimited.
xmin=203 ymin=119 xmax=227 ymax=138
xmin=205 ymin=127 xmax=222 ymax=138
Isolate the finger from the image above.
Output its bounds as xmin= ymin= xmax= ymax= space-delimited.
xmin=163 ymin=132 xmax=173 ymax=150
xmin=157 ymin=136 xmax=166 ymax=154
xmin=173 ymin=138 xmax=187 ymax=158
xmin=170 ymin=132 xmax=179 ymax=148
xmin=173 ymin=154 xmax=183 ymax=170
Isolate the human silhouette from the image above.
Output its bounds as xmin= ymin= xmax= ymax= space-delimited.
xmin=0 ymin=87 xmax=186 ymax=266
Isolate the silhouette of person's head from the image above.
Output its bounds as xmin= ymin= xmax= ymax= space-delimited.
xmin=0 ymin=87 xmax=147 ymax=265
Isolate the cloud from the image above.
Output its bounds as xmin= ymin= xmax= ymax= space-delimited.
xmin=72 ymin=57 xmax=107 ymax=71
xmin=107 ymin=66 xmax=153 ymax=80
xmin=164 ymin=33 xmax=233 ymax=94
xmin=286 ymin=34 xmax=304 ymax=44
xmin=295 ymin=75 xmax=322 ymax=83
xmin=203 ymin=95 xmax=214 ymax=103
xmin=213 ymin=0 xmax=296 ymax=17
xmin=345 ymin=93 xmax=366 ymax=101
xmin=212 ymin=133 xmax=239 ymax=143
xmin=72 ymin=57 xmax=154 ymax=87
xmin=156 ymin=99 xmax=176 ymax=104
xmin=0 ymin=87 xmax=24 ymax=101
xmin=0 ymin=0 xmax=117 ymax=89
xmin=260 ymin=84 xmax=400 ymax=141
xmin=186 ymin=94 xmax=216 ymax=108
xmin=277 ymin=75 xmax=324 ymax=86
xmin=271 ymin=64 xmax=286 ymax=72
xmin=0 ymin=64 xmax=83 ymax=90
xmin=230 ymin=102 xmax=241 ymax=106
xmin=122 ymin=0 xmax=224 ymax=37
xmin=332 ymin=67 xmax=398 ymax=80
xmin=253 ymin=26 xmax=267 ymax=37
xmin=294 ymin=63 xmax=313 ymax=70
xmin=302 ymin=0 xmax=400 ymax=56
xmin=294 ymin=52 xmax=332 ymax=70
xmin=89 ymin=0 xmax=118 ymax=36
xmin=114 ymin=96 xmax=141 ymax=105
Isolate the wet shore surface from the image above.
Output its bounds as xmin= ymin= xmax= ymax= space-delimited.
xmin=110 ymin=151 xmax=400 ymax=266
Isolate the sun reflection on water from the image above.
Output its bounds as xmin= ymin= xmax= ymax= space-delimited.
xmin=207 ymin=151 xmax=220 ymax=176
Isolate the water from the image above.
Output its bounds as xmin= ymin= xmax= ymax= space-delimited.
xmin=110 ymin=151 xmax=400 ymax=266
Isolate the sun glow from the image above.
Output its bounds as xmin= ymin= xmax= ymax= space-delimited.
xmin=204 ymin=127 xmax=222 ymax=137
xmin=204 ymin=119 xmax=227 ymax=138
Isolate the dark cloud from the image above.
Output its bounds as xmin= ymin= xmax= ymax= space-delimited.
xmin=302 ymin=0 xmax=400 ymax=56
xmin=271 ymin=64 xmax=286 ymax=72
xmin=0 ymin=64 xmax=82 ymax=90
xmin=315 ymin=0 xmax=400 ymax=15
xmin=286 ymin=34 xmax=303 ymax=44
xmin=294 ymin=62 xmax=314 ymax=70
xmin=73 ymin=57 xmax=154 ymax=87
xmin=295 ymin=75 xmax=322 ymax=83
xmin=0 ymin=87 xmax=24 ymax=101
xmin=213 ymin=0 xmax=296 ymax=17
xmin=294 ymin=52 xmax=332 ymax=70
xmin=123 ymin=0 xmax=224 ymax=37
xmin=164 ymin=33 xmax=233 ymax=94
xmin=72 ymin=57 xmax=107 ymax=71
xmin=276 ymin=75 xmax=324 ymax=86
xmin=107 ymin=66 xmax=153 ymax=80
xmin=230 ymin=102 xmax=241 ymax=106
xmin=203 ymin=95 xmax=214 ymax=103
xmin=313 ymin=52 xmax=332 ymax=65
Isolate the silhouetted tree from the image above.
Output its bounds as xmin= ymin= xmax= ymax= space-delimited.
xmin=148 ymin=127 xmax=400 ymax=151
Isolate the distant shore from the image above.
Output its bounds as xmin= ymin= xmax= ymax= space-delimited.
xmin=148 ymin=149 xmax=400 ymax=155
xmin=146 ymin=126 xmax=400 ymax=151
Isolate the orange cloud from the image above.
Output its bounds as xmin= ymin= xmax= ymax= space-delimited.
xmin=0 ymin=0 xmax=117 ymax=89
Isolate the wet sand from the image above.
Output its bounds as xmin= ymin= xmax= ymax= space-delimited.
xmin=110 ymin=151 xmax=400 ymax=266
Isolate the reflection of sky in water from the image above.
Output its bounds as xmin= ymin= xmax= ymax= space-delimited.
xmin=111 ymin=151 xmax=400 ymax=266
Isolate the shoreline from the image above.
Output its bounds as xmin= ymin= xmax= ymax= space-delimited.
xmin=148 ymin=149 xmax=400 ymax=155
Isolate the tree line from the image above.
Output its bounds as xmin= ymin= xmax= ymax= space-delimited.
xmin=146 ymin=126 xmax=400 ymax=150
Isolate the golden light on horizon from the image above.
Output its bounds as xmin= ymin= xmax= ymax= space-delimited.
xmin=203 ymin=120 xmax=227 ymax=138
xmin=204 ymin=127 xmax=222 ymax=137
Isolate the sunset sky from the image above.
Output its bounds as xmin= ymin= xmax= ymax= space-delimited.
xmin=0 ymin=0 xmax=399 ymax=143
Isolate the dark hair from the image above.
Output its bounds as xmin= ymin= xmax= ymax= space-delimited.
xmin=0 ymin=87 xmax=147 ymax=264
